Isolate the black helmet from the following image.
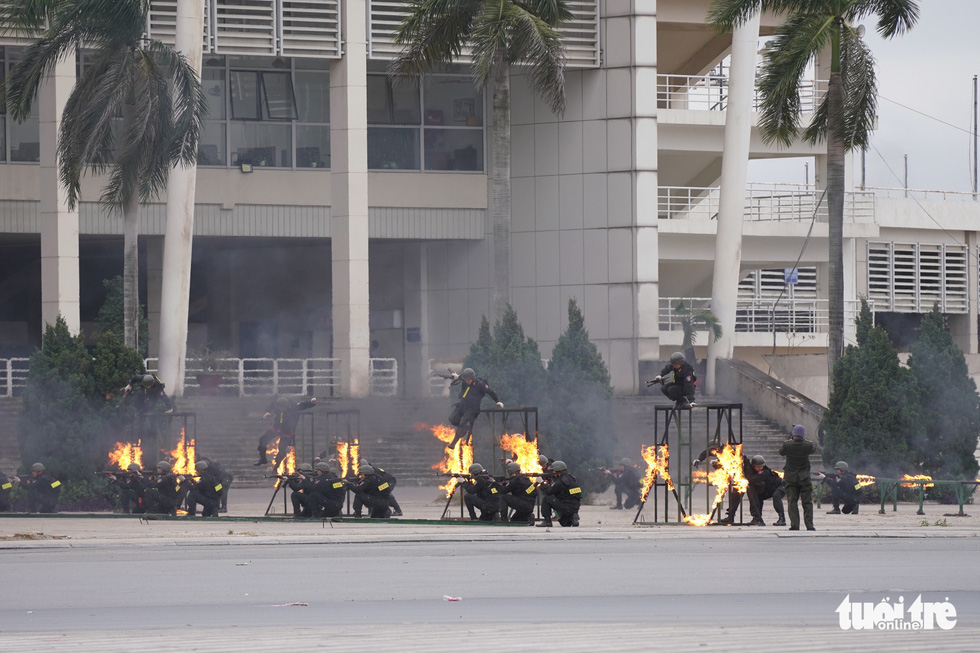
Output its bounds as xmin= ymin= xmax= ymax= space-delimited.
xmin=127 ymin=463 xmax=141 ymax=472
xmin=750 ymin=455 xmax=765 ymax=467
xmin=360 ymin=465 xmax=375 ymax=476
xmin=670 ymin=352 xmax=686 ymax=365
xmin=468 ymin=463 xmax=485 ymax=475
xmin=297 ymin=463 xmax=314 ymax=473
xmin=315 ymin=462 xmax=332 ymax=473
xmin=156 ymin=461 xmax=171 ymax=473
xmin=30 ymin=462 xmax=45 ymax=472
xmin=835 ymin=461 xmax=849 ymax=473
xmin=551 ymin=461 xmax=568 ymax=472
xmin=195 ymin=461 xmax=209 ymax=471
xmin=142 ymin=374 xmax=155 ymax=387
xmin=460 ymin=368 xmax=476 ymax=380
xmin=506 ymin=462 xmax=521 ymax=475
xmin=275 ymin=396 xmax=290 ymax=410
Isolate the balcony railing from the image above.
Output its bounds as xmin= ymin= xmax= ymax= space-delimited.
xmin=657 ymin=74 xmax=827 ymax=113
xmin=1 ymin=356 xmax=399 ymax=398
xmin=659 ymin=298 xmax=872 ymax=335
xmin=659 ymin=183 xmax=876 ymax=224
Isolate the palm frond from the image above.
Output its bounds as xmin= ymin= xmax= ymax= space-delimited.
xmin=503 ymin=3 xmax=566 ymax=114
xmin=0 ymin=0 xmax=60 ymax=34
xmin=469 ymin=2 xmax=511 ymax=91
xmin=705 ymin=0 xmax=762 ymax=32
xmin=834 ymin=27 xmax=877 ymax=150
xmin=850 ymin=0 xmax=919 ymax=38
xmin=389 ymin=0 xmax=480 ymax=78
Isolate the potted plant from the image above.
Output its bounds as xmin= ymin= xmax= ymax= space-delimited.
xmin=195 ymin=345 xmax=233 ymax=396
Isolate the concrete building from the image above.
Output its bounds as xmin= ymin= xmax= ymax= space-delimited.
xmin=1 ymin=0 xmax=978 ymax=405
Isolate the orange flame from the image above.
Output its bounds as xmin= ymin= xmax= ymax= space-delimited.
xmin=692 ymin=469 xmax=708 ymax=483
xmin=900 ymin=474 xmax=934 ymax=488
xmin=856 ymin=474 xmax=876 ymax=488
xmin=168 ymin=428 xmax=196 ymax=476
xmin=417 ymin=422 xmax=472 ymax=497
xmin=684 ymin=443 xmax=748 ymax=527
xmin=337 ymin=440 xmax=360 ymax=477
xmin=108 ymin=440 xmax=143 ymax=470
xmin=639 ymin=444 xmax=673 ymax=500
xmin=684 ymin=514 xmax=713 ymax=527
xmin=498 ymin=433 xmax=543 ymax=476
xmin=271 ymin=446 xmax=296 ymax=476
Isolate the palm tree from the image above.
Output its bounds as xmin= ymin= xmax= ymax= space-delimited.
xmin=3 ymin=0 xmax=207 ymax=351
xmin=675 ymin=301 xmax=722 ymax=379
xmin=707 ymin=0 xmax=918 ymax=396
xmin=390 ymin=0 xmax=571 ymax=322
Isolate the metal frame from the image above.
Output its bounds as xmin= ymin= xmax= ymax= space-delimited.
xmin=134 ymin=411 xmax=197 ymax=467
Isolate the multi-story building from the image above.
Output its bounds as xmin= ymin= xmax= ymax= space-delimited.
xmin=0 ymin=0 xmax=977 ymax=405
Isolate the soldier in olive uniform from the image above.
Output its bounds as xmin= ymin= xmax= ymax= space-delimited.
xmin=778 ymin=424 xmax=815 ymax=531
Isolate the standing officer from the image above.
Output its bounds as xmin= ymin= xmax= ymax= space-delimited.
xmin=143 ymin=461 xmax=180 ymax=515
xmin=746 ymin=455 xmax=787 ymax=526
xmin=447 ymin=368 xmax=503 ymax=447
xmin=186 ymin=461 xmax=223 ymax=517
xmin=498 ymin=461 xmax=537 ymax=524
xmin=537 ymin=461 xmax=582 ymax=527
xmin=348 ymin=465 xmax=392 ymax=518
xmin=255 ymin=396 xmax=317 ymax=467
xmin=461 ymin=463 xmax=501 ymax=522
xmin=20 ymin=462 xmax=61 ymax=513
xmin=818 ymin=461 xmax=861 ymax=514
xmin=604 ymin=458 xmax=641 ymax=510
xmin=779 ymin=425 xmax=816 ymax=531
xmin=647 ymin=352 xmax=697 ymax=409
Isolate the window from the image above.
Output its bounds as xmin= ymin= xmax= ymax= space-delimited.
xmin=3 ymin=47 xmax=40 ymax=163
xmin=230 ymin=70 xmax=297 ymax=121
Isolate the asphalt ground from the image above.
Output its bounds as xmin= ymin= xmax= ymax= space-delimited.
xmin=1 ymin=486 xmax=979 ymax=651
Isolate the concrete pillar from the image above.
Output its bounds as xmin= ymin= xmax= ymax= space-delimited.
xmin=158 ymin=0 xmax=205 ymax=395
xmin=39 ymin=58 xmax=79 ymax=333
xmin=706 ymin=12 xmax=761 ymax=395
xmin=330 ymin=0 xmax=371 ymax=397
xmin=146 ymin=237 xmax=164 ymax=357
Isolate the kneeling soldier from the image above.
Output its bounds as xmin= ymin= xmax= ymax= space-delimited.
xmin=499 ymin=461 xmax=536 ymax=524
xmin=462 ymin=463 xmax=501 ymax=522
xmin=537 ymin=461 xmax=581 ymax=527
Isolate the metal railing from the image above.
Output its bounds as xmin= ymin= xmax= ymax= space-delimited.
xmin=865 ymin=186 xmax=980 ymax=202
xmin=657 ymin=74 xmax=826 ymax=113
xmin=659 ymin=298 xmax=872 ymax=335
xmin=659 ymin=183 xmax=876 ymax=224
xmin=1 ymin=358 xmax=29 ymax=398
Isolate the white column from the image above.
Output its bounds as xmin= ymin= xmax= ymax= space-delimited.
xmin=39 ymin=58 xmax=79 ymax=333
xmin=330 ymin=0 xmax=371 ymax=397
xmin=706 ymin=12 xmax=760 ymax=395
xmin=146 ymin=237 xmax=164 ymax=357
xmin=159 ymin=0 xmax=205 ymax=395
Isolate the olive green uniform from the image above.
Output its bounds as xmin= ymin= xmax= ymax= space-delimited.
xmin=779 ymin=437 xmax=815 ymax=530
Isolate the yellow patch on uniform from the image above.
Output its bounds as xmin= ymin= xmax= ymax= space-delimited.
xmin=378 ymin=482 xmax=390 ymax=491
xmin=333 ymin=482 xmax=344 ymax=489
xmin=569 ymin=487 xmax=581 ymax=495
xmin=525 ymin=485 xmax=536 ymax=494
xmin=853 ymin=485 xmax=860 ymax=490
xmin=51 ymin=481 xmax=61 ymax=488
xmin=462 ymin=387 xmax=470 ymax=397
xmin=1 ymin=483 xmax=11 ymax=490
xmin=490 ymin=488 xmax=498 ymax=494
xmin=215 ymin=484 xmax=223 ymax=492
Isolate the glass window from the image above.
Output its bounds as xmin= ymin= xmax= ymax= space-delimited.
xmin=0 ymin=117 xmax=6 ymax=162
xmin=230 ymin=122 xmax=291 ymax=167
xmin=199 ymin=122 xmax=226 ymax=166
xmin=294 ymin=70 xmax=329 ymax=123
xmin=6 ymin=49 xmax=39 ymax=162
xmin=230 ymin=70 xmax=261 ymax=120
xmin=368 ymin=127 xmax=420 ymax=170
xmin=424 ymin=128 xmax=483 ymax=171
xmin=261 ymin=71 xmax=297 ymax=120
xmin=296 ymin=124 xmax=329 ymax=168
xmin=424 ymin=76 xmax=483 ymax=127
xmin=202 ymin=66 xmax=227 ymax=120
xmin=367 ymin=75 xmax=420 ymax=125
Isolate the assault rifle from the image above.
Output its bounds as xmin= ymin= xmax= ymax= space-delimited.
xmin=95 ymin=470 xmax=150 ymax=478
xmin=432 ymin=367 xmax=457 ymax=380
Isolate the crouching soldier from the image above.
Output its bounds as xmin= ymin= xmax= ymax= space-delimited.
xmin=349 ymin=465 xmax=391 ymax=518
xmin=0 ymin=469 xmax=13 ymax=512
xmin=107 ymin=463 xmax=148 ymax=514
xmin=604 ymin=458 xmax=641 ymax=510
xmin=462 ymin=463 xmax=501 ymax=522
xmin=21 ymin=462 xmax=61 ymax=514
xmin=186 ymin=461 xmax=223 ymax=517
xmin=498 ymin=461 xmax=537 ymax=524
xmin=357 ymin=459 xmax=403 ymax=517
xmin=746 ymin=455 xmax=786 ymax=526
xmin=647 ymin=352 xmax=697 ymax=409
xmin=305 ymin=462 xmax=348 ymax=518
xmin=818 ymin=461 xmax=861 ymax=515
xmin=144 ymin=461 xmax=180 ymax=515
xmin=537 ymin=461 xmax=581 ymax=527
xmin=287 ymin=463 xmax=316 ymax=518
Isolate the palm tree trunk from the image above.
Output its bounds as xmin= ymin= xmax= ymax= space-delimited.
xmin=826 ymin=70 xmax=845 ymax=396
xmin=123 ymin=188 xmax=140 ymax=350
xmin=491 ymin=51 xmax=511 ymax=322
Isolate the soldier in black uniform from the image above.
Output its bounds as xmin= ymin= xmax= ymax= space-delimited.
xmin=198 ymin=456 xmax=233 ymax=513
xmin=356 ymin=459 xmax=403 ymax=517
xmin=447 ymin=368 xmax=503 ymax=447
xmin=498 ymin=461 xmax=536 ymax=524
xmin=285 ymin=463 xmax=316 ymax=518
xmin=1 ymin=469 xmax=14 ymax=512
xmin=20 ymin=462 xmax=61 ymax=513
xmin=107 ymin=463 xmax=148 ymax=514
xmin=779 ymin=424 xmax=816 ymax=531
xmin=604 ymin=458 xmax=641 ymax=510
xmin=348 ymin=465 xmax=392 ymax=518
xmin=255 ymin=396 xmax=317 ymax=467
xmin=124 ymin=373 xmax=175 ymax=463
xmin=818 ymin=461 xmax=861 ymax=515
xmin=303 ymin=462 xmax=348 ymax=518
xmin=537 ymin=461 xmax=582 ymax=527
xmin=647 ymin=352 xmax=697 ymax=409
xmin=461 ymin=463 xmax=501 ymax=521
xmin=186 ymin=461 xmax=224 ymax=517
xmin=143 ymin=461 xmax=180 ymax=514
xmin=746 ymin=455 xmax=787 ymax=526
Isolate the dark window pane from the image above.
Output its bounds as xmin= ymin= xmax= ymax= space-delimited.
xmin=368 ymin=127 xmax=420 ymax=170
xmin=230 ymin=70 xmax=260 ymax=120
xmin=367 ymin=74 xmax=419 ymax=125
xmin=296 ymin=125 xmax=329 ymax=168
xmin=424 ymin=76 xmax=483 ymax=127
xmin=203 ymin=67 xmax=227 ymax=120
xmin=230 ymin=122 xmax=291 ymax=167
xmin=261 ymin=71 xmax=297 ymax=120
xmin=295 ymin=70 xmax=329 ymax=123
xmin=199 ymin=122 xmax=226 ymax=166
xmin=424 ymin=128 xmax=483 ymax=171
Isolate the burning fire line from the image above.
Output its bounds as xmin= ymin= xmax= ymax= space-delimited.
xmin=337 ymin=440 xmax=360 ymax=478
xmin=416 ymin=422 xmax=472 ymax=497
xmin=639 ymin=444 xmax=673 ymax=501
xmin=900 ymin=474 xmax=934 ymax=488
xmin=168 ymin=427 xmax=196 ymax=476
xmin=498 ymin=433 xmax=543 ymax=476
xmin=856 ymin=474 xmax=876 ymax=488
xmin=684 ymin=443 xmax=748 ymax=527
xmin=108 ymin=440 xmax=143 ymax=470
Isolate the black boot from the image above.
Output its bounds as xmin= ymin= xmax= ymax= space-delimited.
xmin=826 ymin=507 xmax=841 ymax=514
xmin=536 ymin=519 xmax=553 ymax=527
xmin=773 ymin=515 xmax=786 ymax=526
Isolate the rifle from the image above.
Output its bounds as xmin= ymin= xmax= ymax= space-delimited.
xmin=95 ymin=470 xmax=148 ymax=478
xmin=645 ymin=377 xmax=664 ymax=388
xmin=266 ymin=473 xmax=309 ymax=481
xmin=432 ymin=367 xmax=457 ymax=380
